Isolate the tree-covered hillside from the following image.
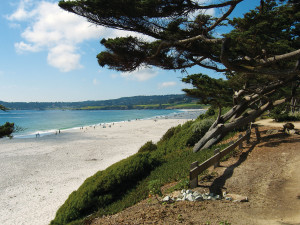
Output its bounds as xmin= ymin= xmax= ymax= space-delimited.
xmin=0 ymin=94 xmax=201 ymax=110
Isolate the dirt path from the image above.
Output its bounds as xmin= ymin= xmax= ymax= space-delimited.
xmin=256 ymin=119 xmax=300 ymax=129
xmin=91 ymin=126 xmax=300 ymax=225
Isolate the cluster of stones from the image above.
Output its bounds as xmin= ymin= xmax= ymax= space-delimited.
xmin=163 ymin=189 xmax=223 ymax=202
xmin=162 ymin=189 xmax=248 ymax=203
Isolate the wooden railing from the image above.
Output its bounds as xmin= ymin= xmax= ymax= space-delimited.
xmin=189 ymin=125 xmax=260 ymax=188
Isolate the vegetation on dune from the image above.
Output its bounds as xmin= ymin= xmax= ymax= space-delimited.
xmin=0 ymin=105 xmax=15 ymax=138
xmin=50 ymin=152 xmax=159 ymax=225
xmin=51 ymin=109 xmax=236 ymax=225
xmin=0 ymin=122 xmax=15 ymax=138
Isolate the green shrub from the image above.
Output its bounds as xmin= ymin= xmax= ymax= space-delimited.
xmin=273 ymin=113 xmax=296 ymax=122
xmin=138 ymin=141 xmax=157 ymax=153
xmin=0 ymin=122 xmax=14 ymax=138
xmin=148 ymin=179 xmax=162 ymax=196
xmin=159 ymin=126 xmax=176 ymax=142
xmin=186 ymin=118 xmax=214 ymax=146
xmin=156 ymin=122 xmax=194 ymax=155
xmin=166 ymin=178 xmax=190 ymax=193
xmin=270 ymin=105 xmax=300 ymax=122
xmin=198 ymin=107 xmax=215 ymax=120
xmin=51 ymin=152 xmax=160 ymax=225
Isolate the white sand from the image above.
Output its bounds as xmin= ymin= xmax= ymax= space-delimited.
xmin=0 ymin=118 xmax=193 ymax=225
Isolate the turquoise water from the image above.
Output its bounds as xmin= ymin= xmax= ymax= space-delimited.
xmin=0 ymin=109 xmax=182 ymax=138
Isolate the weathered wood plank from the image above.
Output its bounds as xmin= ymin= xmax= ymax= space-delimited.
xmin=189 ymin=129 xmax=251 ymax=187
xmin=214 ymin=148 xmax=220 ymax=168
xmin=255 ymin=127 xmax=260 ymax=142
xmin=189 ymin=161 xmax=199 ymax=188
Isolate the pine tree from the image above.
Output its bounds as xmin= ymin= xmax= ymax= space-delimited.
xmin=59 ymin=0 xmax=300 ymax=150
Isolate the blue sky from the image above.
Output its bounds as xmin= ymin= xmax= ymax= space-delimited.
xmin=0 ymin=0 xmax=259 ymax=102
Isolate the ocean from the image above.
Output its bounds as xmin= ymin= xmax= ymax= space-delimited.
xmin=0 ymin=109 xmax=199 ymax=138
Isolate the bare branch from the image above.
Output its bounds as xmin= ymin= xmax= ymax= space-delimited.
xmin=206 ymin=0 xmax=241 ymax=32
xmin=176 ymin=35 xmax=222 ymax=45
xmin=194 ymin=61 xmax=228 ymax=72
xmin=193 ymin=0 xmax=244 ymax=10
xmin=245 ymin=49 xmax=300 ymax=66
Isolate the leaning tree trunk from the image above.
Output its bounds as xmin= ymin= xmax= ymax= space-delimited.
xmin=192 ymin=74 xmax=298 ymax=152
xmin=193 ymin=98 xmax=287 ymax=152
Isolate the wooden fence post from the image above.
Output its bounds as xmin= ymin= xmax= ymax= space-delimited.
xmin=190 ymin=161 xmax=199 ymax=188
xmin=239 ymin=134 xmax=243 ymax=150
xmin=214 ymin=148 xmax=220 ymax=168
xmin=189 ymin=130 xmax=252 ymax=189
xmin=246 ymin=129 xmax=251 ymax=144
xmin=255 ymin=126 xmax=261 ymax=142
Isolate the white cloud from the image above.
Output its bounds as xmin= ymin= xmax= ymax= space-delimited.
xmin=158 ymin=81 xmax=177 ymax=89
xmin=190 ymin=0 xmax=215 ymax=17
xmin=7 ymin=0 xmax=155 ymax=72
xmin=47 ymin=44 xmax=82 ymax=72
xmin=8 ymin=23 xmax=21 ymax=29
xmin=7 ymin=0 xmax=213 ymax=73
xmin=121 ymin=67 xmax=158 ymax=81
xmin=6 ymin=0 xmax=35 ymax=21
xmin=7 ymin=0 xmax=111 ymax=72
xmin=15 ymin=41 xmax=40 ymax=53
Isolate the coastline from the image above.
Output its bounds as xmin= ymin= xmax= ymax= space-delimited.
xmin=8 ymin=109 xmax=205 ymax=139
xmin=0 ymin=110 xmax=202 ymax=225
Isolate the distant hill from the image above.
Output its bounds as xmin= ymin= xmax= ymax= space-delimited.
xmin=0 ymin=94 xmax=204 ymax=110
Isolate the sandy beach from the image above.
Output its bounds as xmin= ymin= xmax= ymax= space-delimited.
xmin=0 ymin=112 xmax=200 ymax=225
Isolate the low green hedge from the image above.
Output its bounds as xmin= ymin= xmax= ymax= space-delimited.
xmin=51 ymin=152 xmax=160 ymax=225
xmin=138 ymin=141 xmax=157 ymax=153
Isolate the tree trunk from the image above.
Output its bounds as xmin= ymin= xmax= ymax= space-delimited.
xmin=193 ymin=98 xmax=287 ymax=152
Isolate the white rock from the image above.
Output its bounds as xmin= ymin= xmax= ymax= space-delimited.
xmin=186 ymin=193 xmax=195 ymax=201
xmin=186 ymin=189 xmax=193 ymax=194
xmin=177 ymin=194 xmax=184 ymax=199
xmin=162 ymin=196 xmax=171 ymax=202
xmin=193 ymin=191 xmax=201 ymax=197
xmin=226 ymin=194 xmax=248 ymax=202
xmin=195 ymin=195 xmax=203 ymax=201
xmin=181 ymin=189 xmax=186 ymax=194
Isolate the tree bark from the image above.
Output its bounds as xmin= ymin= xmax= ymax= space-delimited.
xmin=193 ymin=98 xmax=287 ymax=152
